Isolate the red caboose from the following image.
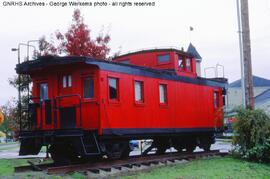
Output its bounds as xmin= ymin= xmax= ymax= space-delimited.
xmin=17 ymin=48 xmax=227 ymax=163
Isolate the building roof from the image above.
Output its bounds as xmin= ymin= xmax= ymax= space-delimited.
xmin=229 ymin=75 xmax=270 ymax=87
xmin=255 ymin=88 xmax=270 ymax=104
xmin=187 ymin=43 xmax=202 ymax=61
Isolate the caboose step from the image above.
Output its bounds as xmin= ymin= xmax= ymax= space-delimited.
xmin=80 ymin=133 xmax=100 ymax=155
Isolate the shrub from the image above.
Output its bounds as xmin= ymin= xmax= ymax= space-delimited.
xmin=233 ymin=108 xmax=270 ymax=162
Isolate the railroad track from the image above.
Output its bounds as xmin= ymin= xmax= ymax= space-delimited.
xmin=15 ymin=150 xmax=228 ymax=177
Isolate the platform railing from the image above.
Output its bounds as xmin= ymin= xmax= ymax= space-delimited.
xmin=22 ymin=94 xmax=83 ymax=131
xmin=54 ymin=94 xmax=83 ymax=129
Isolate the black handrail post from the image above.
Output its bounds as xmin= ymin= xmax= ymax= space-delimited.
xmin=17 ymin=46 xmax=22 ymax=131
xmin=53 ymin=98 xmax=57 ymax=129
xmin=40 ymin=101 xmax=43 ymax=129
xmin=80 ymin=98 xmax=82 ymax=128
xmin=12 ymin=43 xmax=36 ymax=131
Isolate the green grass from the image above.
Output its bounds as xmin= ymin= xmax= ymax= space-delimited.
xmin=0 ymin=158 xmax=56 ymax=179
xmin=1 ymin=156 xmax=270 ymax=178
xmin=122 ymin=156 xmax=270 ymax=179
xmin=0 ymin=159 xmax=29 ymax=176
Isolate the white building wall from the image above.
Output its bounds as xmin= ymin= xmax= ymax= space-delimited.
xmin=227 ymin=87 xmax=270 ymax=110
xmin=256 ymin=101 xmax=270 ymax=114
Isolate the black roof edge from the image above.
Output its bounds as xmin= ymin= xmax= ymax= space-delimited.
xmin=16 ymin=55 xmax=228 ymax=88
xmin=16 ymin=55 xmax=87 ymax=74
xmin=16 ymin=55 xmax=178 ymax=75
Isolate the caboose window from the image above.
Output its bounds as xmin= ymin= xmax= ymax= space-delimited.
xmin=63 ymin=76 xmax=67 ymax=88
xmin=109 ymin=78 xmax=119 ymax=100
xmin=63 ymin=75 xmax=72 ymax=88
xmin=178 ymin=55 xmax=184 ymax=70
xmin=40 ymin=83 xmax=48 ymax=101
xmin=68 ymin=75 xmax=72 ymax=87
xmin=135 ymin=81 xmax=143 ymax=102
xmin=83 ymin=77 xmax=94 ymax=98
xmin=157 ymin=54 xmax=170 ymax=63
xmin=159 ymin=84 xmax=167 ymax=104
xmin=214 ymin=91 xmax=219 ymax=108
xmin=186 ymin=58 xmax=191 ymax=71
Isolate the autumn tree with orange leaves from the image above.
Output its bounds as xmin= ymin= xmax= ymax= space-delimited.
xmin=39 ymin=9 xmax=110 ymax=59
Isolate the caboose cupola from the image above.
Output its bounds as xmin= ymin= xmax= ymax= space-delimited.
xmin=187 ymin=43 xmax=202 ymax=76
xmin=113 ymin=48 xmax=198 ymax=78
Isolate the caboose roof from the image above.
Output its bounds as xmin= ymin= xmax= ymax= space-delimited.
xmin=16 ymin=55 xmax=227 ymax=88
xmin=112 ymin=48 xmax=193 ymax=60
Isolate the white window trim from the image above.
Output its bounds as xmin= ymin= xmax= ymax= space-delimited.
xmin=159 ymin=84 xmax=167 ymax=104
xmin=63 ymin=75 xmax=72 ymax=88
xmin=135 ymin=81 xmax=143 ymax=102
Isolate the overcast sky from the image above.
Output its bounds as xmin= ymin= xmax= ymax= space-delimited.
xmin=0 ymin=0 xmax=270 ymax=105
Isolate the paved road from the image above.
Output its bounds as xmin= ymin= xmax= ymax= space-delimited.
xmin=0 ymin=139 xmax=232 ymax=159
xmin=0 ymin=142 xmax=46 ymax=159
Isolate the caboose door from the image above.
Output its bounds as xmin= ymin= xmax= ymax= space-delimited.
xmin=57 ymin=74 xmax=78 ymax=129
xmin=39 ymin=83 xmax=54 ymax=130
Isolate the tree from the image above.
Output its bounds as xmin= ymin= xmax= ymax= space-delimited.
xmin=39 ymin=9 xmax=111 ymax=59
xmin=233 ymin=108 xmax=270 ymax=162
xmin=8 ymin=9 xmax=112 ymax=132
xmin=0 ymin=98 xmax=19 ymax=141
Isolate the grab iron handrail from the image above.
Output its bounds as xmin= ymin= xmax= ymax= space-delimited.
xmin=55 ymin=94 xmax=83 ymax=128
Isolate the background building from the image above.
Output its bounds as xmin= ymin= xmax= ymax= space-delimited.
xmin=227 ymin=75 xmax=270 ymax=113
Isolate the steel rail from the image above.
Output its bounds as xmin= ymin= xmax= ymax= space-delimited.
xmin=48 ymin=150 xmax=227 ymax=177
xmin=15 ymin=150 xmax=228 ymax=176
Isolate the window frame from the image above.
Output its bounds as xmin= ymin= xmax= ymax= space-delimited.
xmin=68 ymin=75 xmax=72 ymax=87
xmin=185 ymin=58 xmax=192 ymax=72
xmin=134 ymin=80 xmax=144 ymax=104
xmin=178 ymin=55 xmax=185 ymax=71
xmin=213 ymin=90 xmax=219 ymax=109
xmin=62 ymin=74 xmax=72 ymax=88
xmin=82 ymin=76 xmax=95 ymax=99
xmin=157 ymin=53 xmax=171 ymax=64
xmin=177 ymin=54 xmax=194 ymax=73
xmin=108 ymin=76 xmax=120 ymax=103
xmin=39 ymin=82 xmax=49 ymax=102
xmin=159 ymin=83 xmax=168 ymax=105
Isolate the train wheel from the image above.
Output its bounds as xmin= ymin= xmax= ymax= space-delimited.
xmin=172 ymin=139 xmax=184 ymax=152
xmin=156 ymin=145 xmax=167 ymax=154
xmin=186 ymin=144 xmax=196 ymax=152
xmin=175 ymin=146 xmax=184 ymax=152
xmin=200 ymin=136 xmax=212 ymax=151
xmin=184 ymin=138 xmax=197 ymax=153
xmin=202 ymin=143 xmax=211 ymax=151
xmin=121 ymin=145 xmax=131 ymax=159
xmin=105 ymin=141 xmax=130 ymax=159
xmin=49 ymin=145 xmax=71 ymax=166
xmin=154 ymin=139 xmax=168 ymax=154
xmin=49 ymin=143 xmax=79 ymax=165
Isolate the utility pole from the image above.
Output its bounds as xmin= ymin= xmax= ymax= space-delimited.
xmin=236 ymin=0 xmax=246 ymax=108
xmin=237 ymin=0 xmax=255 ymax=109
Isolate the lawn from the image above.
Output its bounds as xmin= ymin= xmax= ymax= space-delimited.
xmin=0 ymin=156 xmax=270 ymax=178
xmin=0 ymin=158 xmax=29 ymax=176
xmin=122 ymin=156 xmax=270 ymax=179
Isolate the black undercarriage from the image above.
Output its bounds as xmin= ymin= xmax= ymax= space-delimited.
xmin=19 ymin=128 xmax=220 ymax=165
